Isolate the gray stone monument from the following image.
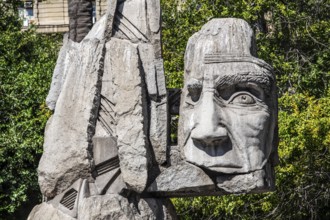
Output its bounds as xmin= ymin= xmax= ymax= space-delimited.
xmin=28 ymin=1 xmax=278 ymax=219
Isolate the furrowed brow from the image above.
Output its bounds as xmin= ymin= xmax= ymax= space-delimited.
xmin=215 ymin=71 xmax=273 ymax=94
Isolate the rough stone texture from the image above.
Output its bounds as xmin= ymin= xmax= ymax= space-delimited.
xmin=178 ymin=18 xmax=278 ymax=193
xmin=138 ymin=44 xmax=158 ymax=97
xmin=102 ymin=38 xmax=149 ymax=193
xmin=112 ymin=0 xmax=169 ymax=167
xmin=148 ymin=162 xmax=215 ymax=196
xmin=29 ymin=185 xmax=177 ymax=220
xmin=78 ymin=195 xmax=177 ymax=220
xmin=168 ymin=145 xmax=181 ymax=166
xmin=30 ymin=179 xmax=175 ymax=220
xmin=113 ymin=0 xmax=148 ymax=43
xmin=28 ymin=203 xmax=75 ymax=220
xmin=149 ymin=100 xmax=168 ymax=165
xmin=38 ymin=38 xmax=104 ymax=198
xmin=138 ymin=43 xmax=168 ymax=165
xmin=216 ymin=163 xmax=275 ymax=194
xmin=46 ymin=34 xmax=70 ymax=110
xmin=30 ymin=0 xmax=176 ymax=219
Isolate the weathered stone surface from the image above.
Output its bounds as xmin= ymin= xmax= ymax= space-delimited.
xmin=29 ymin=182 xmax=177 ymax=220
xmin=46 ymin=34 xmax=69 ymax=110
xmin=28 ymin=203 xmax=75 ymax=220
xmin=138 ymin=43 xmax=168 ymax=165
xmin=113 ymin=0 xmax=148 ymax=42
xmin=102 ymin=38 xmax=149 ymax=193
xmin=38 ymin=38 xmax=104 ymax=198
xmin=216 ymin=163 xmax=275 ymax=194
xmin=84 ymin=14 xmax=107 ymax=41
xmin=148 ymin=162 xmax=215 ymax=195
xmin=30 ymin=0 xmax=177 ymax=219
xmin=178 ymin=18 xmax=278 ymax=193
xmin=45 ymin=11 xmax=111 ymax=112
xmin=78 ymin=194 xmax=177 ymax=220
xmin=138 ymin=43 xmax=158 ymax=97
xmin=149 ymin=100 xmax=168 ymax=165
xmin=146 ymin=0 xmax=161 ymax=34
xmin=112 ymin=0 xmax=169 ymax=167
xmin=154 ymin=59 xmax=167 ymax=96
xmin=168 ymin=145 xmax=181 ymax=166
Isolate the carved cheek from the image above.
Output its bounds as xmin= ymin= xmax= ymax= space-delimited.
xmin=225 ymin=108 xmax=271 ymax=168
xmin=180 ymin=107 xmax=196 ymax=146
xmin=188 ymin=112 xmax=196 ymax=131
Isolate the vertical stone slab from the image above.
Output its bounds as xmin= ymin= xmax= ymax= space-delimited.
xmin=112 ymin=0 xmax=169 ymax=167
xmin=103 ymin=38 xmax=149 ymax=193
xmin=138 ymin=44 xmax=168 ymax=165
xmin=38 ymin=39 xmax=104 ymax=198
xmin=46 ymin=34 xmax=69 ymax=110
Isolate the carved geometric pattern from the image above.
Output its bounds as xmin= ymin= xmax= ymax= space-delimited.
xmin=95 ymin=156 xmax=120 ymax=176
xmin=113 ymin=11 xmax=148 ymax=42
xmin=204 ymin=54 xmax=272 ymax=71
xmin=60 ymin=189 xmax=78 ymax=210
xmin=98 ymin=95 xmax=116 ymax=134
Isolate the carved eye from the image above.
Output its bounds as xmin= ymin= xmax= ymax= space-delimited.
xmin=188 ymin=87 xmax=202 ymax=102
xmin=186 ymin=79 xmax=203 ymax=104
xmin=230 ymin=93 xmax=256 ymax=105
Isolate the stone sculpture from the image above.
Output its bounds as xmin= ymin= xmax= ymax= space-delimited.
xmin=147 ymin=18 xmax=278 ymax=197
xmin=28 ymin=1 xmax=278 ymax=219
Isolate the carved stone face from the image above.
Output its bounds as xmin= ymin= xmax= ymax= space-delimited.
xmin=179 ymin=61 xmax=277 ymax=174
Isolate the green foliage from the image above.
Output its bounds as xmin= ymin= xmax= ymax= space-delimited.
xmin=161 ymin=0 xmax=330 ymax=97
xmin=0 ymin=0 xmax=61 ymax=217
xmin=161 ymin=0 xmax=330 ymax=219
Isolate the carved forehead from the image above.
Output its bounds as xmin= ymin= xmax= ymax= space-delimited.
xmin=186 ymin=62 xmax=274 ymax=84
xmin=183 ymin=18 xmax=274 ymax=88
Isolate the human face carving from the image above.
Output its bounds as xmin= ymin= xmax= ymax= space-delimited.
xmin=179 ymin=62 xmax=276 ymax=174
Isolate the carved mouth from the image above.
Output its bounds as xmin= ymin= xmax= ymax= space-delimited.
xmin=208 ymin=163 xmax=243 ymax=169
xmin=189 ymin=138 xmax=244 ymax=169
xmin=192 ymin=138 xmax=232 ymax=157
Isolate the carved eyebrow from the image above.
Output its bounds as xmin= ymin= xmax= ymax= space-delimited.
xmin=187 ymin=79 xmax=203 ymax=90
xmin=215 ymin=72 xmax=273 ymax=94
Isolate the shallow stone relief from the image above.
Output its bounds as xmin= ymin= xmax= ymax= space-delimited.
xmin=28 ymin=1 xmax=278 ymax=219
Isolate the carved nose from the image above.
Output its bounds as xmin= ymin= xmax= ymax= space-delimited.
xmin=191 ymin=91 xmax=228 ymax=145
xmin=191 ymin=127 xmax=228 ymax=145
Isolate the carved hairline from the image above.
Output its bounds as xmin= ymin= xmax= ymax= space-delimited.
xmin=203 ymin=54 xmax=274 ymax=74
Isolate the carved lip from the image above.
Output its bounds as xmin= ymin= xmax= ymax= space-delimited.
xmin=208 ymin=163 xmax=243 ymax=169
xmin=192 ymin=138 xmax=232 ymax=157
